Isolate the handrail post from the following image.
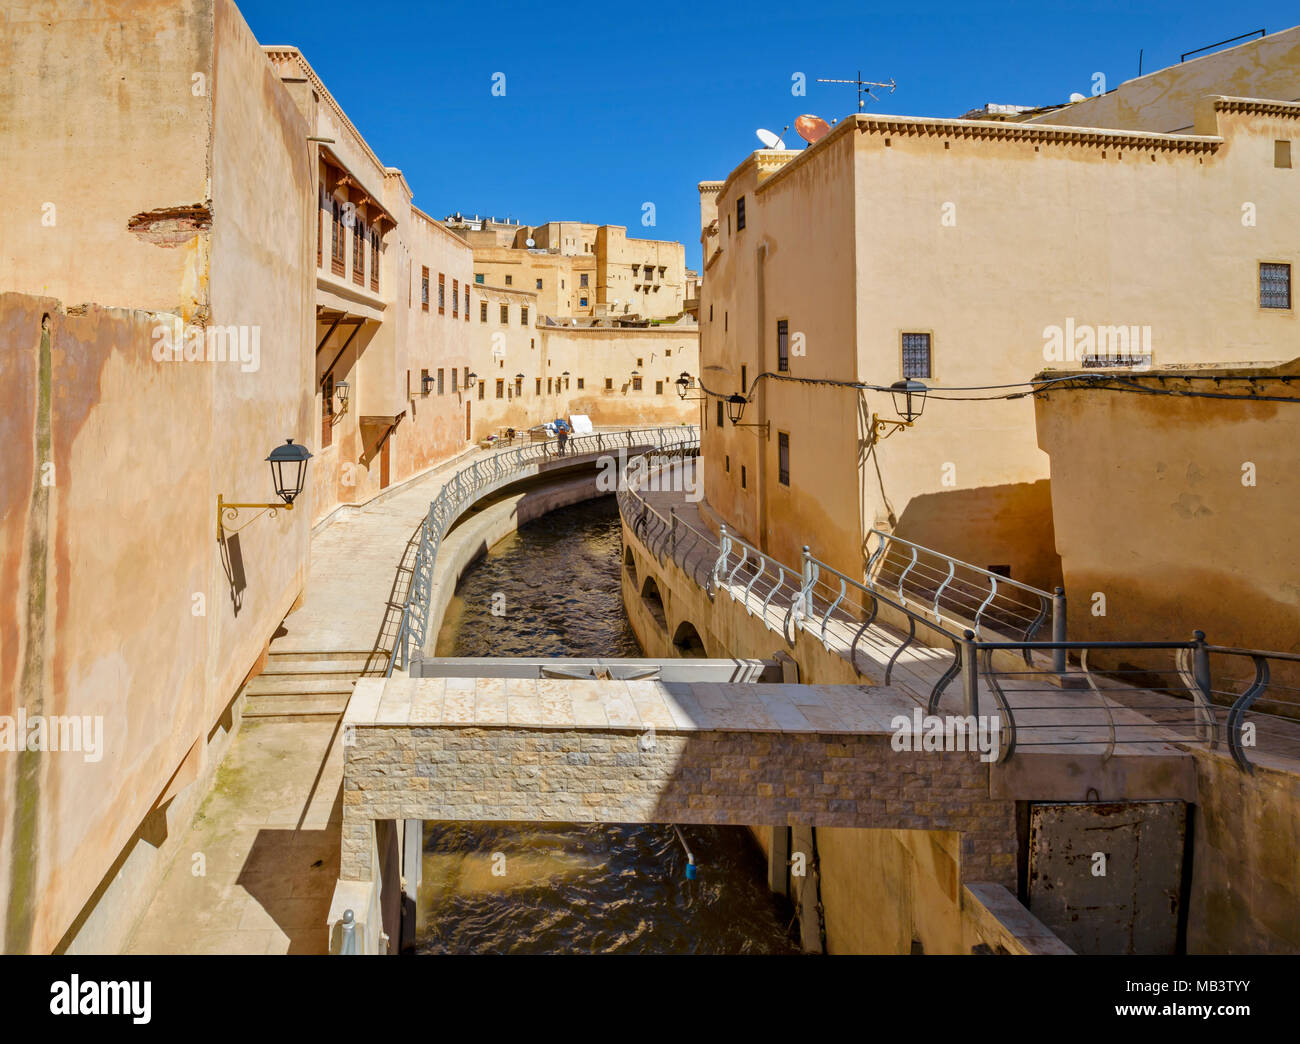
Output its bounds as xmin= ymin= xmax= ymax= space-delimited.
xmin=669 ymin=506 xmax=677 ymax=559
xmin=1051 ymin=587 xmax=1067 ymax=674
xmin=340 ymin=909 xmax=357 ymax=954
xmin=1191 ymin=629 xmax=1216 ymax=747
xmin=960 ymin=628 xmax=979 ymax=718
xmin=801 ymin=545 xmax=814 ymax=621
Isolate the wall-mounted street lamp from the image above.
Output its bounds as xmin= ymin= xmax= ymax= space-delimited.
xmin=675 ymin=372 xmax=705 ymax=401
xmin=465 ymin=371 xmax=478 ymax=389
xmin=421 ymin=373 xmax=435 ymax=396
xmin=217 ymin=438 xmax=313 ymax=539
xmin=333 ymin=379 xmax=350 ymax=415
xmin=725 ymin=393 xmax=770 ymax=437
xmin=870 ymin=379 xmax=928 ymax=443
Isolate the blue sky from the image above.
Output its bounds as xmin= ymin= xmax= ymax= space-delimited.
xmin=239 ymin=1 xmax=1298 ymax=268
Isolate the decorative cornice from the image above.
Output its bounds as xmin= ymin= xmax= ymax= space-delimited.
xmin=1213 ymin=95 xmax=1300 ymax=118
xmin=850 ymin=112 xmax=1222 ymax=152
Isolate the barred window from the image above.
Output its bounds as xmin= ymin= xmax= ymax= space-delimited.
xmin=777 ymin=319 xmax=789 ymax=372
xmin=1260 ymin=262 xmax=1291 ymax=309
xmin=778 ymin=431 xmax=790 ymax=486
xmin=500 ymin=304 xmax=509 ymax=324
xmin=421 ymin=267 xmax=429 ymax=311
xmin=736 ymin=195 xmax=746 ymax=231
xmin=902 ymin=332 xmax=931 ymax=378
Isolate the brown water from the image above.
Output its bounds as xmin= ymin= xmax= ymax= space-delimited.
xmin=421 ymin=496 xmax=802 ymax=954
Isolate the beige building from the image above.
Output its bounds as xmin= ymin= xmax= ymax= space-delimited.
xmin=0 ymin=0 xmax=695 ymax=954
xmin=696 ymin=43 xmax=1300 ymax=592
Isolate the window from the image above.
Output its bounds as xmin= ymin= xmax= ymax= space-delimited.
xmin=580 ymin=273 xmax=589 ymax=288
xmin=778 ymin=432 xmax=790 ymax=486
xmin=632 ymin=376 xmax=643 ymax=391
xmin=1260 ymin=262 xmax=1291 ymax=309
xmin=724 ymin=454 xmax=730 ymax=473
xmin=478 ymin=380 xmax=485 ymax=400
xmin=421 ymin=266 xmax=429 ymax=311
xmin=741 ymin=465 xmax=747 ymax=489
xmin=536 ymin=378 xmax=542 ymax=394
xmin=548 ymin=378 xmax=553 ymax=394
xmin=475 ymin=273 xmax=484 ymax=284
xmin=353 ymin=218 xmax=365 ymax=284
xmin=438 ymin=273 xmax=445 ymax=314
xmin=740 ymin=365 xmax=747 ymax=393
xmin=577 ymin=378 xmax=584 ymax=389
xmin=495 ymin=378 xmax=504 ymax=399
xmin=636 ymin=358 xmax=643 ymax=368
xmin=321 ymin=372 xmax=333 ymax=448
xmin=452 ymin=279 xmax=459 ymax=317
xmin=369 ymin=227 xmax=380 ymax=291
xmin=480 ymin=301 xmax=488 ymax=322
xmin=451 ymin=369 xmax=458 ymax=394
xmin=505 ymin=274 xmax=512 ymax=286
xmin=724 ymin=312 xmax=728 ymax=332
xmin=464 ymin=286 xmax=469 ymax=320
xmin=331 ymin=198 xmax=345 ymax=275
xmin=579 ymin=297 xmax=588 ymax=307
xmin=515 ymin=377 xmax=523 ymax=397
xmin=317 ymin=199 xmax=322 ymax=268
xmin=536 ymin=278 xmax=543 ymax=290
xmin=1276 ymin=141 xmax=1292 ymax=168
xmin=716 ymin=400 xmax=724 ymax=427
xmin=902 ymin=332 xmax=932 ymax=378
xmin=437 ymin=368 xmax=445 ymax=394
xmin=709 ymin=304 xmax=713 ymax=322
xmin=500 ymin=304 xmax=509 ymax=324
xmin=605 ymin=377 xmax=613 ymax=390
xmin=521 ymin=306 xmax=528 ymax=325
xmin=777 ymin=319 xmax=789 ymax=372
xmin=736 ymin=195 xmax=746 ymax=230
xmin=656 ymin=380 xmax=664 ymax=395
xmin=420 ymin=368 xmax=429 ymax=395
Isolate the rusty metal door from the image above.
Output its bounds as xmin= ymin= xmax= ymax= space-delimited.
xmin=1027 ymin=800 xmax=1187 ymax=955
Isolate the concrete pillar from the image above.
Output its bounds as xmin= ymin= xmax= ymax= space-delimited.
xmin=790 ymin=825 xmax=824 ymax=954
xmin=767 ymin=826 xmax=790 ymax=897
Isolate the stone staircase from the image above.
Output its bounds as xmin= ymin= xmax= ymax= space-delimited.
xmin=240 ymin=650 xmax=379 ymax=722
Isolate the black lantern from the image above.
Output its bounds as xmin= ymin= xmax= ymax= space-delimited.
xmin=267 ymin=438 xmax=313 ymax=505
xmin=421 ymin=373 xmax=435 ymax=396
xmin=515 ymin=372 xmax=525 ymax=380
xmin=466 ymin=371 xmax=478 ymax=389
xmin=675 ymin=373 xmax=692 ymax=399
xmin=334 ymin=380 xmax=350 ymax=408
xmin=726 ymin=393 xmax=748 ymax=424
xmin=562 ymin=370 xmax=571 ymax=377
xmin=889 ymin=379 xmax=928 ymax=423
xmin=217 ymin=437 xmax=312 ymax=539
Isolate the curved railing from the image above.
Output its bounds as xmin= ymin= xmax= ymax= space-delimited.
xmin=618 ymin=450 xmax=1299 ymax=771
xmin=386 ymin=425 xmax=700 ymax=676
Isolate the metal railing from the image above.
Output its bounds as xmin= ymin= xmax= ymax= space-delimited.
xmin=619 ymin=451 xmax=1300 ymax=773
xmin=386 ymin=425 xmax=699 ymax=677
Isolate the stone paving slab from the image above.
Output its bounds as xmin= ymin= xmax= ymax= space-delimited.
xmin=353 ymin=676 xmax=921 ymax=734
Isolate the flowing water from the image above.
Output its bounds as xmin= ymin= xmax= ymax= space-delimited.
xmin=421 ymin=495 xmax=801 ymax=954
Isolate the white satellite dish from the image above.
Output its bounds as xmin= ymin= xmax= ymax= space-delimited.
xmin=525 ymin=237 xmax=535 ymax=247
xmin=756 ymin=127 xmax=787 ymax=150
xmin=1069 ymin=92 xmax=1086 ymax=102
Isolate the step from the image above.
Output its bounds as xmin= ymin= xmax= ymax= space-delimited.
xmin=258 ymin=658 xmax=376 ymax=677
xmin=265 ymin=649 xmax=376 ymax=664
xmin=242 ymin=676 xmax=360 ymax=698
xmin=242 ymin=693 xmax=351 ymax=722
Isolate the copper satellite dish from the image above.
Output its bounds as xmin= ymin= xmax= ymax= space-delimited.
xmin=795 ymin=114 xmax=831 ymax=144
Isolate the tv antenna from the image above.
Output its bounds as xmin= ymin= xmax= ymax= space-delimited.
xmin=817 ymin=71 xmax=897 ymax=110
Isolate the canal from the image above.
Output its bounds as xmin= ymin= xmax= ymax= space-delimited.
xmin=421 ymin=495 xmax=801 ymax=954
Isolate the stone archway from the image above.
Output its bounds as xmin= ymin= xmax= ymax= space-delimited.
xmin=640 ymin=575 xmax=668 ymax=630
xmin=672 ymin=619 xmax=708 ymax=657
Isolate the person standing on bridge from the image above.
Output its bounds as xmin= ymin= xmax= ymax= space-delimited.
xmin=556 ymin=418 xmax=570 ymax=457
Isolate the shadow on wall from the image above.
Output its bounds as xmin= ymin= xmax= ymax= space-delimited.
xmin=885 ymin=479 xmax=1062 ymax=593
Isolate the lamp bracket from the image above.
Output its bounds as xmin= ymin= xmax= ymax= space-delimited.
xmin=870 ymin=413 xmax=913 ymax=444
xmin=217 ymin=494 xmax=294 ymax=540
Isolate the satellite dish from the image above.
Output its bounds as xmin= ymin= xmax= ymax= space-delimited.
xmin=795 ymin=114 xmax=831 ymax=145
xmin=1069 ymin=92 xmax=1086 ymax=103
xmin=756 ymin=127 xmax=787 ymax=150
